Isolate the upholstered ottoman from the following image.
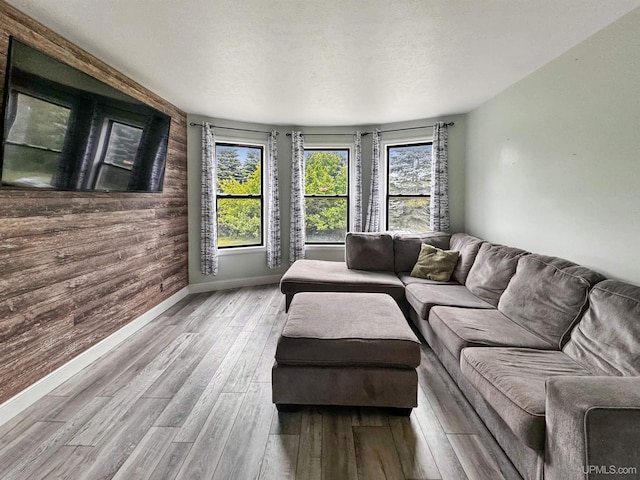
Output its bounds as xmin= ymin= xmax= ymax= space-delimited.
xmin=272 ymin=291 xmax=421 ymax=414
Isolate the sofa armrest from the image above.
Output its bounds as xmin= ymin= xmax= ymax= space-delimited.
xmin=545 ymin=376 xmax=640 ymax=480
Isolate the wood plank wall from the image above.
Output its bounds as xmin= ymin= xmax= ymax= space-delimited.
xmin=0 ymin=1 xmax=189 ymax=403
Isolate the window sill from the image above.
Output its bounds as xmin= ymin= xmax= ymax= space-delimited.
xmin=218 ymin=246 xmax=266 ymax=256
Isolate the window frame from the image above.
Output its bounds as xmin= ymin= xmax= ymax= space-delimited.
xmin=303 ymin=145 xmax=352 ymax=245
xmin=384 ymin=139 xmax=433 ymax=232
xmin=214 ymin=140 xmax=265 ymax=250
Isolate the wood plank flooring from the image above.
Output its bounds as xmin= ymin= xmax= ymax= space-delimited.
xmin=0 ymin=284 xmax=522 ymax=480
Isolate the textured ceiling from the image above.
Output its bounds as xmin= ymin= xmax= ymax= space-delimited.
xmin=6 ymin=0 xmax=640 ymax=126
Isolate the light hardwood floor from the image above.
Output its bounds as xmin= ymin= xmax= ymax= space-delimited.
xmin=0 ymin=285 xmax=522 ymax=480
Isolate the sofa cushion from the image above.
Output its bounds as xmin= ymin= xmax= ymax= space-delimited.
xmin=564 ymin=279 xmax=640 ymax=376
xmin=497 ymin=254 xmax=606 ymax=349
xmin=393 ymin=232 xmax=451 ymax=273
xmin=397 ymin=273 xmax=459 ymax=286
xmin=277 ymin=292 xmax=421 ymax=368
xmin=449 ymin=233 xmax=484 ymax=285
xmin=280 ymin=259 xmax=405 ymax=300
xmin=345 ymin=232 xmax=394 ymax=271
xmin=410 ymin=244 xmax=459 ymax=282
xmin=465 ymin=243 xmax=529 ymax=307
xmin=429 ymin=307 xmax=555 ymax=360
xmin=405 ymin=283 xmax=493 ymax=319
xmin=460 ymin=347 xmax=592 ymax=450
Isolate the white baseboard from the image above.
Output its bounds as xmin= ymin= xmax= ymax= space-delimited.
xmin=188 ymin=274 xmax=282 ymax=293
xmin=0 ymin=286 xmax=190 ymax=428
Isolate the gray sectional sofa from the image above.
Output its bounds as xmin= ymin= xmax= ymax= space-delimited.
xmin=279 ymin=231 xmax=640 ymax=480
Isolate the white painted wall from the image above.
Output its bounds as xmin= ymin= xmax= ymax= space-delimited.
xmin=465 ymin=8 xmax=640 ymax=284
xmin=187 ymin=114 xmax=466 ymax=287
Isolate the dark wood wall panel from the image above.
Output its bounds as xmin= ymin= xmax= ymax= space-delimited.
xmin=0 ymin=1 xmax=189 ymax=403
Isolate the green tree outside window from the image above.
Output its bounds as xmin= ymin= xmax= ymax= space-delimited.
xmin=304 ymin=150 xmax=348 ymax=243
xmin=215 ymin=144 xmax=263 ymax=247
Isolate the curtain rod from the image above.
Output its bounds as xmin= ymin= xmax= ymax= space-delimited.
xmin=285 ymin=132 xmax=370 ymax=137
xmin=190 ymin=121 xmax=454 ymax=137
xmin=378 ymin=122 xmax=455 ymax=134
xmin=189 ymin=122 xmax=278 ymax=135
xmin=285 ymin=122 xmax=455 ymax=137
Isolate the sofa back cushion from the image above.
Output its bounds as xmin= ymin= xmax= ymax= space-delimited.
xmin=345 ymin=232 xmax=394 ymax=271
xmin=465 ymin=243 xmax=529 ymax=306
xmin=564 ymin=280 xmax=640 ymax=376
xmin=449 ymin=233 xmax=484 ymax=285
xmin=498 ymin=254 xmax=605 ymax=348
xmin=393 ymin=232 xmax=451 ymax=273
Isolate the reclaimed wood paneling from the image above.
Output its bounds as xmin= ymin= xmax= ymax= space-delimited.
xmin=0 ymin=0 xmax=189 ymax=403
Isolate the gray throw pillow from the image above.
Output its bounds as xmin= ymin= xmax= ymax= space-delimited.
xmin=410 ymin=244 xmax=460 ymax=282
xmin=345 ymin=232 xmax=394 ymax=271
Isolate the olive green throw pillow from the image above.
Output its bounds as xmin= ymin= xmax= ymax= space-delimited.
xmin=410 ymin=244 xmax=460 ymax=282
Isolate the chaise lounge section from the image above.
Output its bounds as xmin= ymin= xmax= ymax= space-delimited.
xmin=280 ymin=230 xmax=453 ymax=312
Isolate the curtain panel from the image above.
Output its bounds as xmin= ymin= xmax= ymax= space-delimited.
xmin=289 ymin=131 xmax=305 ymax=263
xmin=352 ymin=131 xmax=363 ymax=232
xmin=365 ymin=129 xmax=381 ymax=232
xmin=200 ymin=123 xmax=218 ymax=275
xmin=430 ymin=122 xmax=450 ymax=233
xmin=266 ymin=130 xmax=281 ymax=268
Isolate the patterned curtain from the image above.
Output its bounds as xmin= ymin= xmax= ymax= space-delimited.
xmin=352 ymin=131 xmax=363 ymax=232
xmin=266 ymin=130 xmax=281 ymax=268
xmin=430 ymin=121 xmax=450 ymax=232
xmin=200 ymin=123 xmax=218 ymax=275
xmin=289 ymin=131 xmax=305 ymax=263
xmin=365 ymin=128 xmax=381 ymax=232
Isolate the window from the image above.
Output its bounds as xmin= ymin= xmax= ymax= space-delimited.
xmin=304 ymin=149 xmax=349 ymax=244
xmin=3 ymin=92 xmax=71 ymax=188
xmin=386 ymin=142 xmax=432 ymax=232
xmin=94 ymin=121 xmax=144 ymax=191
xmin=216 ymin=143 xmax=263 ymax=248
